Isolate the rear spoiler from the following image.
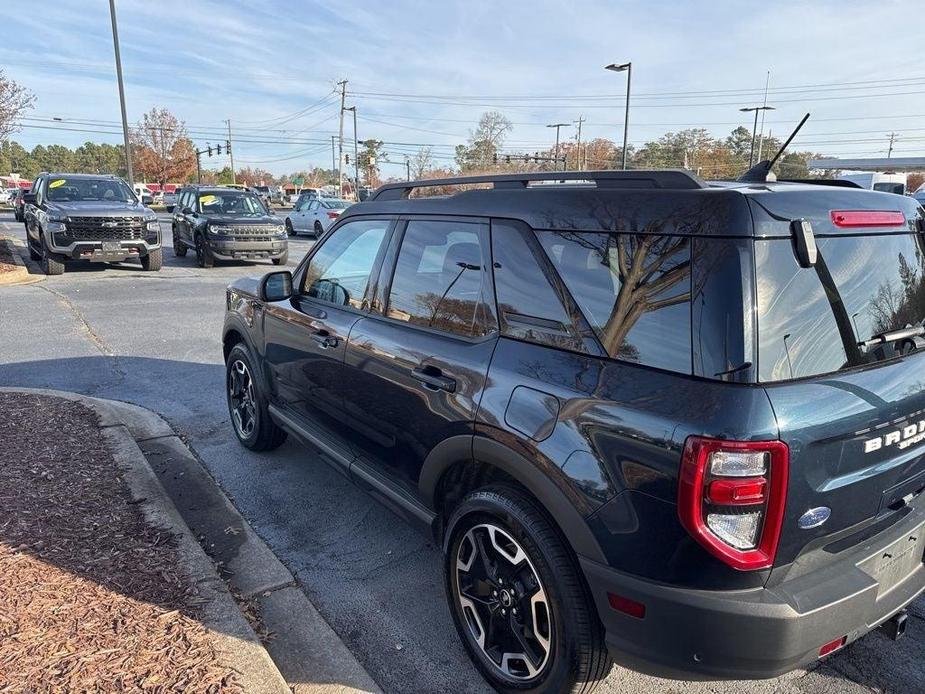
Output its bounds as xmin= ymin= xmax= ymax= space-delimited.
xmin=777 ymin=179 xmax=863 ymax=189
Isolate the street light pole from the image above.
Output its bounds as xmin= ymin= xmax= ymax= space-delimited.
xmin=547 ymin=123 xmax=569 ymax=169
xmin=740 ymin=106 xmax=776 ymax=167
xmin=605 ymin=62 xmax=632 ymax=170
xmin=109 ymin=0 xmax=133 ymax=185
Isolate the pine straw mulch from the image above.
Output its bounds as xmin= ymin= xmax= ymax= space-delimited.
xmin=0 ymin=392 xmax=241 ymax=693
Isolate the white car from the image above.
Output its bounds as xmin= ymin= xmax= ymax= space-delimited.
xmin=285 ymin=198 xmax=351 ymax=237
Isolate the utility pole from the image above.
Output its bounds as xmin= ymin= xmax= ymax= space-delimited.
xmin=887 ymin=132 xmax=898 ymax=158
xmin=740 ymin=106 xmax=776 ymax=167
xmin=331 ymin=135 xmax=336 ymax=176
xmin=226 ymin=119 xmax=235 ymax=184
xmin=336 ymin=79 xmax=347 ymax=198
xmin=343 ymin=106 xmax=360 ymax=199
xmin=547 ymin=123 xmax=569 ymax=169
xmin=109 ymin=0 xmax=133 ymax=185
xmin=574 ymin=115 xmax=585 ymax=170
xmin=405 ymin=157 xmax=411 ymax=181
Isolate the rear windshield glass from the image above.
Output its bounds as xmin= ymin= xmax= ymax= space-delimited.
xmin=756 ymin=233 xmax=925 ymax=381
xmin=536 ymin=231 xmax=692 ymax=373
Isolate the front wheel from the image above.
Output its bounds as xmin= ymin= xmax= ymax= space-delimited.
xmin=313 ymin=221 xmax=324 ymax=237
xmin=141 ymin=247 xmax=163 ymax=271
xmin=271 ymin=251 xmax=288 ymax=266
xmin=285 ymin=219 xmax=295 ymax=236
xmin=445 ymin=487 xmax=612 ymax=694
xmin=195 ymin=233 xmax=214 ymax=268
xmin=173 ymin=227 xmax=187 ymax=257
xmin=41 ymin=236 xmax=65 ymax=275
xmin=226 ymin=343 xmax=287 ymax=451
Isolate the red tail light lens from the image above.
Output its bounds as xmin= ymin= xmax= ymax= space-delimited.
xmin=830 ymin=210 xmax=905 ymax=228
xmin=327 ymin=211 xmax=340 ymax=219
xmin=678 ymin=437 xmax=789 ymax=571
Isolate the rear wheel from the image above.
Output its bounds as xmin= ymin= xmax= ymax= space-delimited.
xmin=141 ymin=247 xmax=163 ymax=271
xmin=40 ymin=235 xmax=65 ymax=276
xmin=445 ymin=487 xmax=612 ymax=694
xmin=195 ymin=233 xmax=214 ymax=268
xmin=226 ymin=343 xmax=286 ymax=451
xmin=172 ymin=227 xmax=187 ymax=257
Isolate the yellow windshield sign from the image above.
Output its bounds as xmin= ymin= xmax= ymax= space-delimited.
xmin=49 ymin=179 xmax=66 ymax=189
xmin=199 ymin=194 xmax=218 ymax=205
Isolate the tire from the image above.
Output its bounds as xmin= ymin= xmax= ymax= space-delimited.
xmin=285 ymin=219 xmax=295 ymax=236
xmin=40 ymin=235 xmax=65 ymax=276
xmin=225 ymin=342 xmax=286 ymax=452
xmin=141 ymin=247 xmax=163 ymax=271
xmin=173 ymin=227 xmax=187 ymax=257
xmin=195 ymin=233 xmax=214 ymax=268
xmin=444 ymin=487 xmax=612 ymax=694
xmin=271 ymin=251 xmax=288 ymax=266
xmin=313 ymin=221 xmax=324 ymax=237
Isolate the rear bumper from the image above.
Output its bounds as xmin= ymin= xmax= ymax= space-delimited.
xmin=582 ymin=507 xmax=925 ymax=680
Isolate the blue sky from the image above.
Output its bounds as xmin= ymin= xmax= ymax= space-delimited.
xmin=2 ymin=0 xmax=924 ymax=176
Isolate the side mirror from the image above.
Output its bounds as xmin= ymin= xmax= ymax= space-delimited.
xmin=22 ymin=192 xmax=36 ymax=205
xmin=260 ymin=270 xmax=293 ymax=302
xmin=181 ymin=206 xmax=194 ymax=215
xmin=165 ymin=205 xmax=175 ymax=213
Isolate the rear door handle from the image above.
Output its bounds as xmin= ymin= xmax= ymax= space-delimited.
xmin=311 ymin=331 xmax=338 ymax=349
xmin=411 ymin=367 xmax=456 ymax=392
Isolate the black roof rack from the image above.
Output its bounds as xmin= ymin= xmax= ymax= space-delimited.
xmin=369 ymin=169 xmax=706 ymax=201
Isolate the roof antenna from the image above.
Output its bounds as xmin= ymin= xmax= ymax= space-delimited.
xmin=738 ymin=113 xmax=810 ymax=183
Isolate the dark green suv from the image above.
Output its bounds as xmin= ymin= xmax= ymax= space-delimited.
xmin=171 ymin=186 xmax=288 ymax=268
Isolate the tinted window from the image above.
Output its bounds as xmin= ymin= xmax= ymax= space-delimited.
xmin=756 ymin=234 xmax=925 ymax=381
xmin=302 ymin=219 xmax=388 ymax=308
xmin=387 ymin=220 xmax=494 ymax=337
xmin=492 ymin=221 xmax=587 ymax=352
xmin=537 ymin=231 xmax=692 ymax=372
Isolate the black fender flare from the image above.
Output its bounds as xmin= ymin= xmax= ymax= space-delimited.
xmin=419 ymin=434 xmax=607 ymax=564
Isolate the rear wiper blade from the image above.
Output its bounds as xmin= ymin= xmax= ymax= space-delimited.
xmin=857 ymin=324 xmax=925 ymax=351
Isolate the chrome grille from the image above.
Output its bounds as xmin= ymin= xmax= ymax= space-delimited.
xmin=65 ymin=216 xmax=145 ymax=240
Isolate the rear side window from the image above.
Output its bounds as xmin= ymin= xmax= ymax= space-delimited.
xmin=387 ymin=219 xmax=494 ymax=338
xmin=491 ymin=221 xmax=588 ymax=352
xmin=756 ymin=233 xmax=925 ymax=381
xmin=536 ymin=231 xmax=692 ymax=373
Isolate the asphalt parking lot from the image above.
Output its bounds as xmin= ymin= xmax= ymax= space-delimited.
xmin=1 ymin=210 xmax=923 ymax=694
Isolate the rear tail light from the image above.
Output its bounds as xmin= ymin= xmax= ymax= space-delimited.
xmin=678 ymin=437 xmax=789 ymax=571
xmin=327 ymin=211 xmax=340 ymax=219
xmin=830 ymin=210 xmax=905 ymax=228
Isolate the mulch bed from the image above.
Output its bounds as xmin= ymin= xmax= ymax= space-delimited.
xmin=0 ymin=245 xmax=16 ymax=275
xmin=0 ymin=393 xmax=241 ymax=692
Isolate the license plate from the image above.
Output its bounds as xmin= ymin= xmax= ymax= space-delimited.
xmin=101 ymin=241 xmax=122 ymax=253
xmin=870 ymin=525 xmax=924 ymax=595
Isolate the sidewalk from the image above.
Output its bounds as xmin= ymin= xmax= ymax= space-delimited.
xmin=0 ymin=389 xmax=380 ymax=694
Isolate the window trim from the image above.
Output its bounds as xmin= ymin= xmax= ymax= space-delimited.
xmin=373 ymin=214 xmax=499 ymax=343
xmin=490 ymin=218 xmax=606 ymax=357
xmin=295 ymin=215 xmax=397 ymax=314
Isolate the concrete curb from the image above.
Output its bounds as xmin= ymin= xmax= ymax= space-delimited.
xmin=0 ymin=237 xmax=43 ymax=286
xmin=1 ymin=387 xmax=382 ymax=694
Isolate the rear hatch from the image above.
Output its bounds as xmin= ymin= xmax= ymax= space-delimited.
xmin=748 ymin=187 xmax=925 ymax=570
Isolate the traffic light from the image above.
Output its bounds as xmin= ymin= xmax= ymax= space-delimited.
xmin=345 ymin=154 xmax=350 ymax=165
xmin=226 ymin=139 xmax=232 ymax=153
xmin=216 ymin=144 xmax=222 ymax=155
xmin=505 ymin=155 xmax=511 ymax=164
xmin=207 ymin=145 xmax=213 ymax=157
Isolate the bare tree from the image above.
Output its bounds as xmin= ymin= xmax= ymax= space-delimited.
xmin=0 ymin=70 xmax=35 ymax=142
xmin=410 ymin=147 xmax=433 ymax=178
xmin=131 ymin=107 xmax=197 ymax=185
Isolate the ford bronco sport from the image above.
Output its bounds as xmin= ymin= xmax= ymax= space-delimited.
xmin=24 ymin=172 xmax=162 ymax=275
xmin=172 ymin=186 xmax=288 ymax=268
xmin=221 ymin=169 xmax=925 ymax=693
